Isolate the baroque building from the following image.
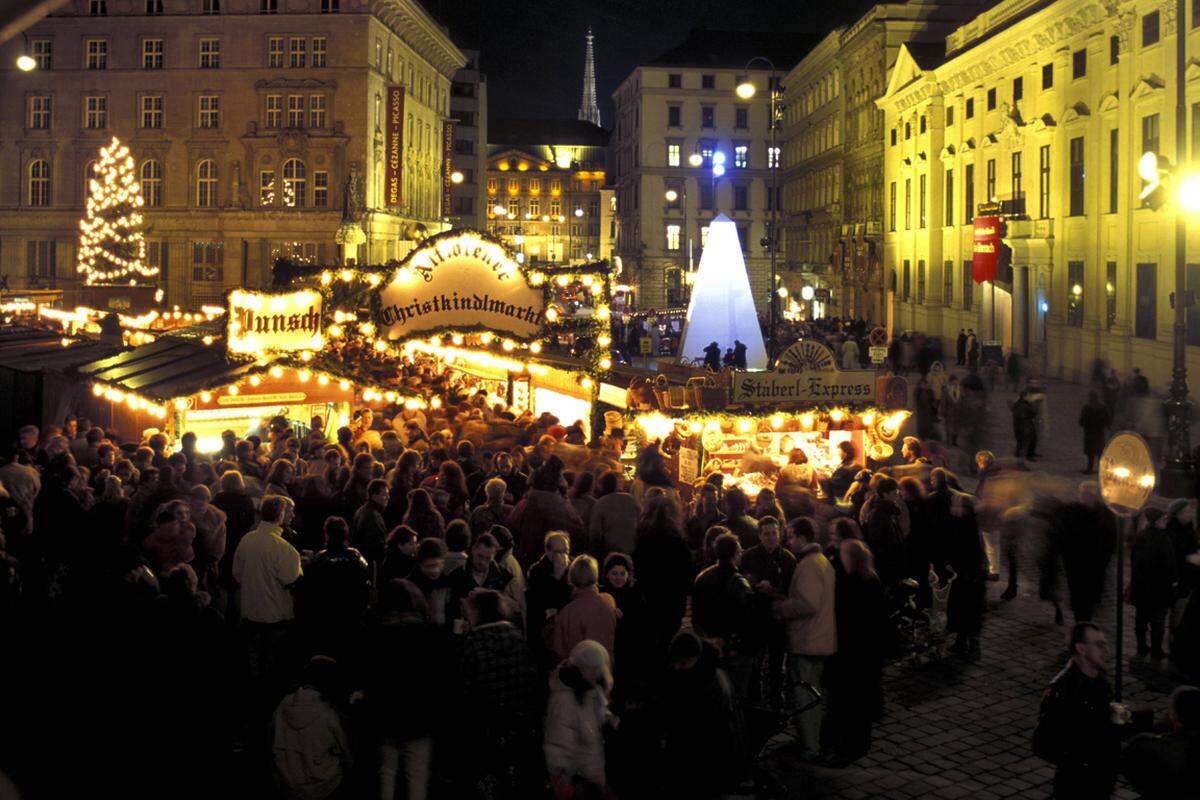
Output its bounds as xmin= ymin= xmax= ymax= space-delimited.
xmin=877 ymin=0 xmax=1200 ymax=386
xmin=0 ymin=0 xmax=465 ymax=306
xmin=448 ymin=47 xmax=487 ymax=230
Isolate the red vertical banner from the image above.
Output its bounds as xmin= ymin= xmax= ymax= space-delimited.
xmin=442 ymin=119 xmax=455 ymax=220
xmin=386 ymin=86 xmax=404 ymax=208
xmin=972 ymin=216 xmax=1001 ymax=283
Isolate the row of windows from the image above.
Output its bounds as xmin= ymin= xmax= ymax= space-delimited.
xmin=27 ymin=92 xmax=331 ymax=131
xmin=665 ymin=222 xmax=753 ymax=252
xmin=89 ymin=0 xmax=339 ymax=15
xmin=24 ymin=158 xmax=330 ymax=209
xmin=662 ymin=181 xmax=779 ymax=213
xmin=663 ymin=140 xmax=780 ymax=168
xmin=666 ymin=104 xmax=752 ymax=130
xmin=48 ymin=35 xmax=328 ymax=70
xmin=899 ymin=260 xmax=975 ymax=311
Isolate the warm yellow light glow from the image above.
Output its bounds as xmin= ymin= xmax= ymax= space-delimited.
xmin=736 ymin=81 xmax=756 ymax=99
xmin=599 ymin=357 xmax=613 ymax=370
xmin=227 ymin=385 xmax=239 ymax=396
xmin=174 ymin=398 xmax=189 ymax=411
xmin=529 ymin=341 xmax=542 ymax=353
xmin=16 ymin=54 xmax=36 ymax=71
xmin=320 ymin=271 xmax=332 ymax=285
xmin=830 ymin=408 xmax=845 ymax=423
xmin=665 ymin=189 xmax=678 ymax=202
xmin=545 ymin=306 xmax=560 ymax=322
xmin=92 ymin=384 xmax=105 ymax=397
xmin=494 ymin=204 xmax=508 ymax=216
xmin=450 ymin=170 xmax=464 ymax=184
xmin=1113 ymin=466 xmax=1132 ymax=479
xmin=597 ymin=334 xmax=611 ymax=347
xmin=860 ymin=411 xmax=876 ymax=427
xmin=339 ymin=269 xmax=353 ymax=282
xmin=374 ymin=340 xmax=388 ymax=352
xmin=1180 ymin=174 xmax=1200 ymax=214
xmin=430 ymin=397 xmax=442 ymax=409
xmin=1072 ymin=284 xmax=1083 ymax=296
xmin=689 ymin=421 xmax=703 ymax=434
xmin=770 ymin=414 xmax=784 ymax=430
xmin=297 ymin=369 xmax=311 ymax=382
xmin=249 ymin=375 xmax=262 ymax=387
xmin=200 ymin=391 xmax=212 ymax=403
xmin=688 ymin=153 xmax=704 ymax=167
xmin=736 ymin=418 xmax=754 ymax=434
xmin=339 ymin=379 xmax=351 ymax=391
xmin=1139 ymin=474 xmax=1156 ymax=488
xmin=581 ymin=376 xmax=594 ymax=389
xmin=800 ymin=413 xmax=815 ymax=431
xmin=502 ymin=339 xmax=515 ymax=352
xmin=1138 ymin=151 xmax=1160 ymax=184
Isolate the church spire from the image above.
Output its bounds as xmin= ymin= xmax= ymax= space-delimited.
xmin=577 ymin=27 xmax=601 ymax=127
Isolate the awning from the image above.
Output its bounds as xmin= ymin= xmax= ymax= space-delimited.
xmin=76 ymin=335 xmax=261 ymax=404
xmin=0 ymin=325 xmax=118 ymax=372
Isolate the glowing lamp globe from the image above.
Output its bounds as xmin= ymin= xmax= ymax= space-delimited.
xmin=450 ymin=170 xmax=464 ymax=184
xmin=16 ymin=54 xmax=36 ymax=71
xmin=736 ymin=81 xmax=756 ymax=99
xmin=688 ymin=153 xmax=704 ymax=167
xmin=664 ymin=189 xmax=678 ymax=202
xmin=1179 ymin=174 xmax=1200 ymax=214
xmin=800 ymin=286 xmax=815 ymax=301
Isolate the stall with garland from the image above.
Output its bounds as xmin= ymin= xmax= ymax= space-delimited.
xmin=76 ymin=230 xmax=617 ymax=449
xmin=625 ymin=340 xmax=910 ymax=501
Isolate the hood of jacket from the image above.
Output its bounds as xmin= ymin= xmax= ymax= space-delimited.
xmin=794 ymin=542 xmax=823 ymax=562
xmin=280 ymin=687 xmax=329 ymax=731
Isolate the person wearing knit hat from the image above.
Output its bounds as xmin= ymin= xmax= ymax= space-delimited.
xmin=544 ymin=639 xmax=614 ymax=796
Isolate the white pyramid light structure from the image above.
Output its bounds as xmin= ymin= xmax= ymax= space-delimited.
xmin=678 ymin=213 xmax=768 ymax=369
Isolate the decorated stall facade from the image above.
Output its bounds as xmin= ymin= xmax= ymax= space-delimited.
xmin=77 ymin=230 xmax=616 ymax=449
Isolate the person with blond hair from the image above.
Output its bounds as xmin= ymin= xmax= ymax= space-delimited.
xmin=551 ymin=554 xmax=618 ymax=662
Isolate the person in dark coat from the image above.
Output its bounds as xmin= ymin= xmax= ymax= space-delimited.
xmin=524 ymin=531 xmax=573 ymax=673
xmin=944 ymin=491 xmax=987 ymax=657
xmin=1131 ymin=508 xmax=1179 ymax=661
xmin=632 ymin=493 xmax=694 ymax=656
xmin=1011 ymin=390 xmax=1039 ymax=460
xmin=1121 ymin=684 xmax=1200 ymax=799
xmin=703 ymin=341 xmax=722 ymax=371
xmin=1078 ymin=391 xmax=1111 ymax=474
xmin=692 ymin=532 xmax=756 ymax=699
xmin=862 ymin=477 xmax=905 ymax=590
xmin=955 ymin=330 xmax=967 ymax=366
xmin=601 ymin=552 xmax=655 ymax=702
xmin=212 ymin=470 xmax=257 ymax=597
xmin=1060 ymin=482 xmax=1117 ymax=623
xmin=506 ymin=456 xmax=584 ymax=567
xmin=826 ymin=539 xmax=889 ymax=765
xmin=301 ymin=517 xmax=370 ymax=652
xmin=913 ymin=378 xmax=937 ymax=441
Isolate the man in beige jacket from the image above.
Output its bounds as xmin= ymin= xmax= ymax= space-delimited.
xmin=774 ymin=518 xmax=837 ymax=759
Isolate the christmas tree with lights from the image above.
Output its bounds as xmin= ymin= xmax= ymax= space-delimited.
xmin=77 ymin=137 xmax=156 ymax=286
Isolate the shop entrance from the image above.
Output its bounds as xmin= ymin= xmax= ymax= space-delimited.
xmin=980 ymin=281 xmax=1012 ymax=353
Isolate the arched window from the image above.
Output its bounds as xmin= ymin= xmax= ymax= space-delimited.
xmin=196 ymin=159 xmax=217 ymax=207
xmin=28 ymin=160 xmax=50 ymax=206
xmin=141 ymin=160 xmax=162 ymax=207
xmin=282 ymin=158 xmax=306 ymax=207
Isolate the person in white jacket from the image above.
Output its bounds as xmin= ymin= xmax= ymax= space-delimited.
xmin=271 ymin=656 xmax=353 ymax=800
xmin=543 ymin=639 xmax=615 ymax=798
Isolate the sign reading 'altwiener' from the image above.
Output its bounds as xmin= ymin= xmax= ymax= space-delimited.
xmin=377 ymin=232 xmax=545 ymax=341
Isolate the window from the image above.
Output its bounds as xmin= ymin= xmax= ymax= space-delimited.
xmin=666 ymin=224 xmax=681 ymax=251
xmin=28 ymin=96 xmax=51 ymax=129
xmin=1011 ymin=151 xmax=1023 ymax=200
xmin=375 ymin=40 xmax=382 ymax=71
xmin=734 ymin=185 xmax=748 ymax=210
xmin=904 ymin=178 xmax=911 ymax=229
xmin=1042 ymin=63 xmax=1053 ymax=89
xmin=1072 ymin=48 xmax=1087 ymax=79
xmin=986 ymin=158 xmax=996 ymax=201
xmin=700 ymin=106 xmax=714 ymax=128
xmin=261 ymin=0 xmax=276 ymax=11
xmin=312 ymin=37 xmax=327 ymax=67
xmin=1039 ymin=144 xmax=1051 ymax=218
xmin=31 ymin=39 xmax=51 ymax=70
xmin=667 ymin=105 xmax=680 ymax=127
xmin=1069 ymin=137 xmax=1085 ymax=215
xmin=700 ymin=225 xmax=709 ymax=248
xmin=309 ymin=95 xmax=326 ymax=128
xmin=945 ymin=169 xmax=954 ymax=226
xmin=1013 ymin=77 xmax=1023 ymax=103
xmin=919 ymin=174 xmax=926 ymax=228
xmin=198 ymin=95 xmax=219 ymax=129
xmin=917 ymin=261 xmax=926 ymax=304
xmin=1142 ymin=113 xmax=1161 ymax=156
xmin=1110 ymin=35 xmax=1120 ymax=65
xmin=767 ymin=145 xmax=780 ymax=169
xmin=1067 ymin=261 xmax=1084 ymax=326
xmin=84 ymin=95 xmax=107 ymax=129
xmin=964 ymin=163 xmax=975 ymax=224
xmin=1188 ymin=263 xmax=1200 ymax=344
xmin=735 ymin=107 xmax=748 ymax=129
xmin=701 ymin=74 xmax=715 ymax=89
xmin=268 ymin=36 xmax=284 ymax=68
xmin=27 ymin=241 xmax=56 ymax=278
xmin=282 ymin=158 xmax=306 ymax=207
xmin=141 ymin=160 xmax=162 ymax=207
xmin=1136 ymin=263 xmax=1157 ymax=339
xmin=85 ymin=39 xmax=107 ymax=70
xmin=289 ymin=37 xmax=306 ymax=68
xmin=903 ymin=260 xmax=911 ymax=301
xmin=265 ymin=95 xmax=282 ymax=128
xmin=83 ymin=160 xmax=96 ymax=200
xmin=90 ymin=0 xmax=106 ymax=14
xmin=287 ymin=95 xmax=304 ymax=127
xmin=28 ymin=160 xmax=50 ymax=206
xmin=202 ymin=0 xmax=219 ymax=12
xmin=699 ymin=182 xmax=714 ymax=211
xmin=375 ymin=95 xmax=382 ymax=131
xmin=944 ymin=261 xmax=955 ymax=306
xmin=1194 ymin=0 xmax=1199 ymax=29
xmin=987 ymin=88 xmax=996 ymax=110
xmin=199 ymin=38 xmax=220 ymax=69
xmin=668 ymin=73 xmax=681 ymax=88
xmin=528 ymin=198 xmax=540 ymax=216
xmin=920 ymin=116 xmax=926 ymax=134
xmin=667 ymin=143 xmax=680 ymax=166
xmin=737 ymin=225 xmax=749 ymax=252
xmin=146 ymin=0 xmax=162 ymax=12
xmin=143 ymin=38 xmax=163 ymax=69
xmin=140 ymin=94 xmax=163 ymax=128
xmin=946 ymin=106 xmax=954 ymax=126
xmin=386 ymin=48 xmax=393 ymax=78
xmin=192 ymin=242 xmax=223 ymax=282
xmin=321 ymin=0 xmax=338 ymax=10
xmin=1143 ymin=11 xmax=1160 ymax=46
xmin=1108 ymin=261 xmax=1119 ymax=332
xmin=890 ymin=129 xmax=897 ymax=146
xmin=962 ymin=261 xmax=973 ymax=309
xmin=196 ymin=161 xmax=218 ymax=207
xmin=1109 ymin=128 xmax=1119 ymax=213
xmin=1193 ymin=102 xmax=1200 ymax=160
xmin=905 ymin=122 xmax=911 ymax=139
xmin=698 ymin=142 xmax=714 ymax=166
xmin=259 ymin=170 xmax=275 ymax=205
xmin=734 ymin=145 xmax=748 ymax=169
xmin=965 ymin=98 xmax=974 ymax=119
xmin=889 ymin=181 xmax=897 ymax=231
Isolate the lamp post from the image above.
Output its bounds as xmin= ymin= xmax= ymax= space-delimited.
xmin=737 ymin=58 xmax=780 ymax=362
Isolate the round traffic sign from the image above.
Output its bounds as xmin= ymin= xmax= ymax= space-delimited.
xmin=1098 ymin=431 xmax=1156 ymax=516
xmin=868 ymin=326 xmax=888 ymax=347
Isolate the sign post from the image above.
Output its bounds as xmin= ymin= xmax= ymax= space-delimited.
xmin=1098 ymin=431 xmax=1156 ymax=701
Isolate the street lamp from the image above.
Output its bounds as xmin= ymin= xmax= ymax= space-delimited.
xmin=16 ymin=54 xmax=36 ymax=72
xmin=664 ymin=189 xmax=678 ymax=203
xmin=493 ymin=204 xmax=507 ymax=216
xmin=688 ymin=152 xmax=704 ymax=168
xmin=737 ymin=56 xmax=781 ymax=361
xmin=450 ymin=170 xmax=464 ymax=184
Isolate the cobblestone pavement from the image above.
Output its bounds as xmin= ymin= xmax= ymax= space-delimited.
xmin=763 ymin=367 xmax=1187 ymax=799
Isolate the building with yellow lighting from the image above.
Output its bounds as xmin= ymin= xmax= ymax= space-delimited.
xmin=877 ymin=0 xmax=1200 ymax=385
xmin=0 ymin=0 xmax=465 ymax=307
xmin=485 ymin=118 xmax=608 ymax=265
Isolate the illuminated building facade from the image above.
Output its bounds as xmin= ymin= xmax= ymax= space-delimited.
xmin=878 ymin=0 xmax=1200 ymax=384
xmin=448 ymin=47 xmax=487 ymax=230
xmin=485 ymin=118 xmax=608 ymax=265
xmin=0 ymin=0 xmax=465 ymax=306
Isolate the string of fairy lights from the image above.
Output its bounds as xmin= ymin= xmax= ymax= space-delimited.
xmin=76 ymin=137 xmax=159 ymax=287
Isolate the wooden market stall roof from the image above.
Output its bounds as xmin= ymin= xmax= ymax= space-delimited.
xmin=0 ymin=325 xmax=118 ymax=372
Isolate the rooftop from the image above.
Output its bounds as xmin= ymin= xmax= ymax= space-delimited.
xmin=488 ymin=118 xmax=610 ymax=148
xmin=906 ymin=41 xmax=947 ymax=71
xmin=644 ymin=28 xmax=823 ymax=72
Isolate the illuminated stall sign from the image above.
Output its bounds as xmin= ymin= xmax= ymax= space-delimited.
xmin=731 ymin=341 xmax=877 ymax=405
xmin=227 ymin=289 xmax=324 ymax=354
xmin=376 ymin=232 xmax=546 ymax=341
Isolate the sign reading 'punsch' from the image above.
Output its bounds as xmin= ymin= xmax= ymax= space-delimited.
xmin=227 ymin=289 xmax=324 ymax=355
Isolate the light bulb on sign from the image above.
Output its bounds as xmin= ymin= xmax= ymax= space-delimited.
xmin=800 ymin=286 xmax=815 ymax=301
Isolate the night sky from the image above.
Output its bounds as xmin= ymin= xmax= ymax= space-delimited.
xmin=425 ymin=0 xmax=877 ymax=125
